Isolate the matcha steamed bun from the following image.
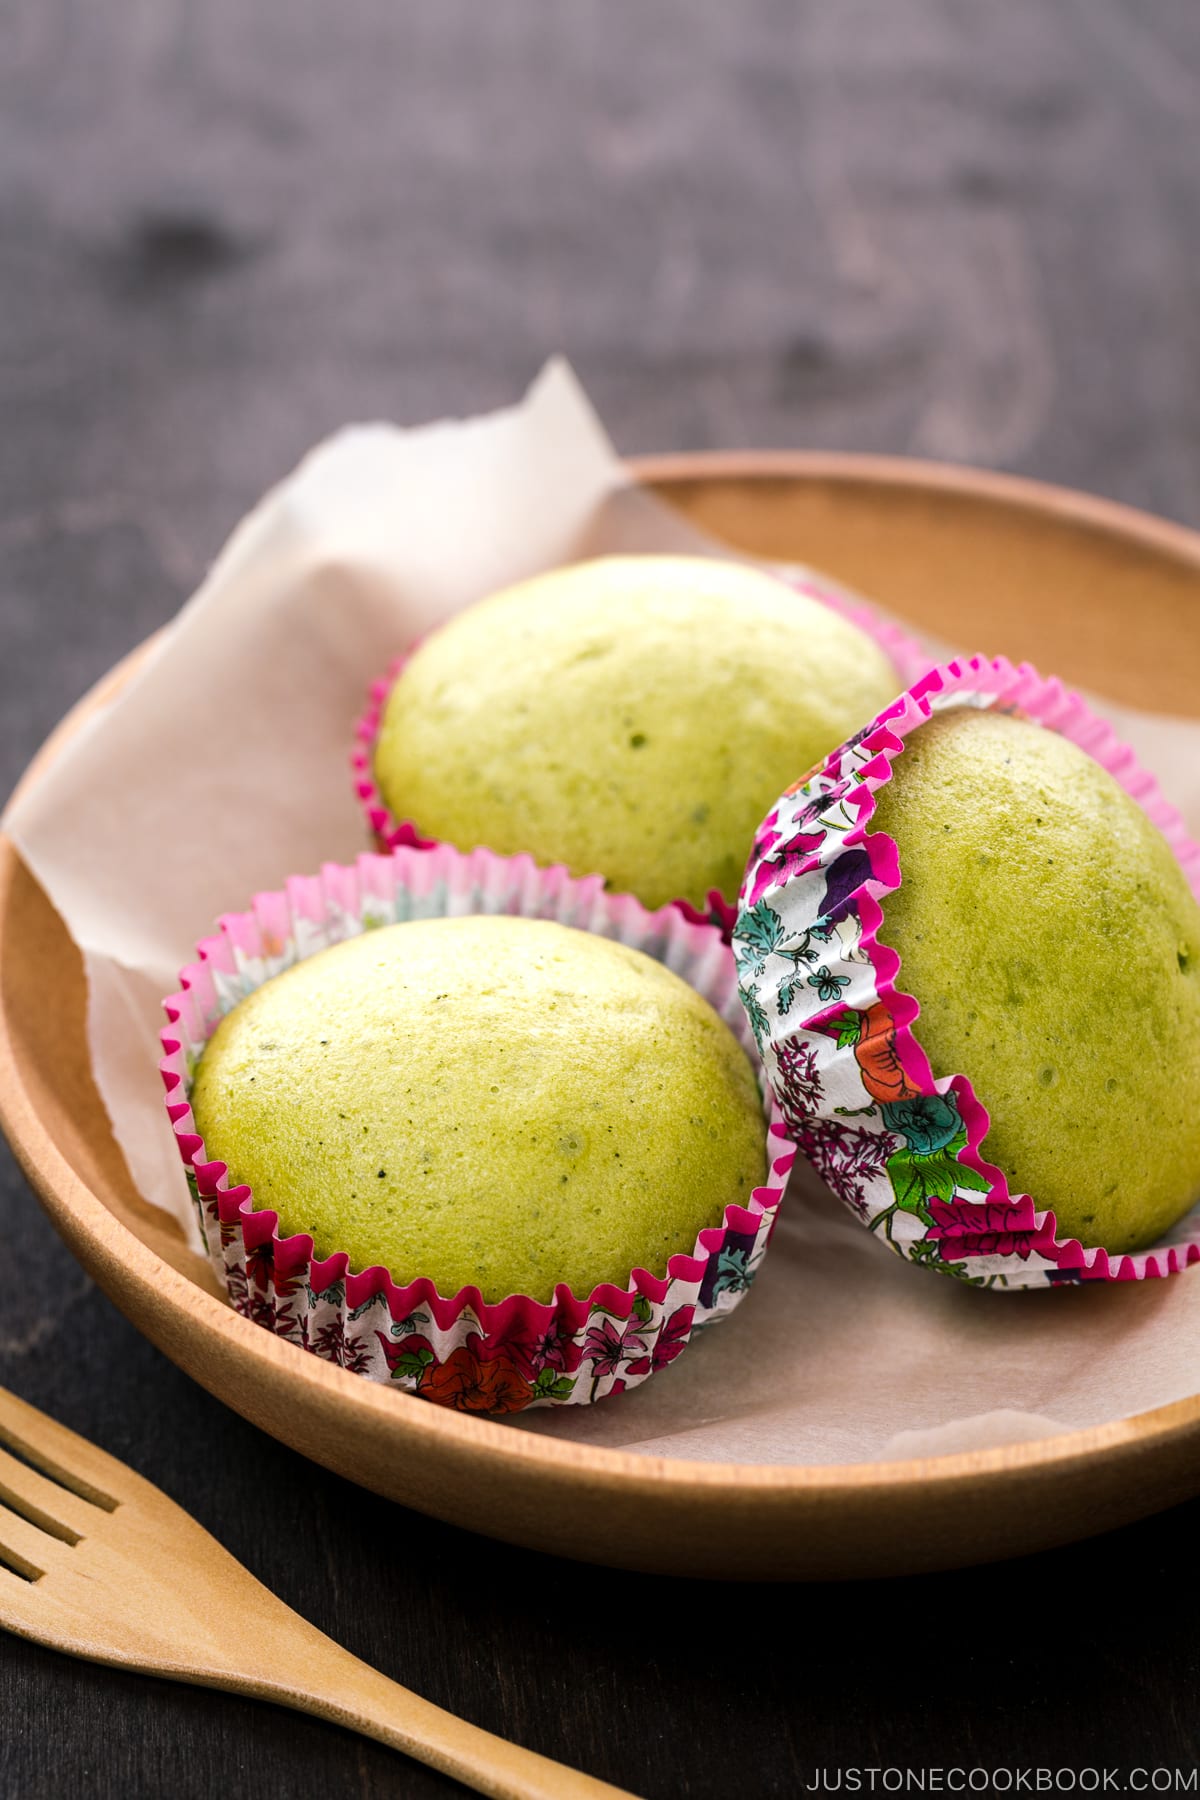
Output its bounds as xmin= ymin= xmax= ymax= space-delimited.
xmin=374 ymin=555 xmax=899 ymax=912
xmin=871 ymin=708 xmax=1200 ymax=1253
xmin=190 ymin=914 xmax=766 ymax=1303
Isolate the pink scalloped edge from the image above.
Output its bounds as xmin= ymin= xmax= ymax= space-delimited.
xmin=349 ymin=570 xmax=934 ymax=944
xmin=788 ymin=571 xmax=934 ymax=692
xmin=738 ymin=653 xmax=1200 ymax=1288
xmin=160 ymin=840 xmax=797 ymax=1411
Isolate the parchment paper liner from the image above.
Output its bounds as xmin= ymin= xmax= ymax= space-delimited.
xmin=735 ymin=653 xmax=1200 ymax=1289
xmin=160 ymin=842 xmax=796 ymax=1411
xmin=351 ymin=570 xmax=934 ymax=938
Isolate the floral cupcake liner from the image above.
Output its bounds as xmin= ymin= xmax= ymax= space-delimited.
xmin=734 ymin=653 xmax=1200 ymax=1288
xmin=351 ymin=569 xmax=934 ymax=939
xmin=160 ymin=842 xmax=796 ymax=1412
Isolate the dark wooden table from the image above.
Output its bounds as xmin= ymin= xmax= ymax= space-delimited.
xmin=4 ymin=5 xmax=1200 ymax=1795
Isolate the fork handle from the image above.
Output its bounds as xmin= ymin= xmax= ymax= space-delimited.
xmin=251 ymin=1631 xmax=641 ymax=1800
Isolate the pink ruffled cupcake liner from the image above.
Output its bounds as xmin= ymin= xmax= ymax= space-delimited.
xmin=160 ymin=843 xmax=796 ymax=1412
xmin=351 ymin=569 xmax=933 ymax=940
xmin=735 ymin=653 xmax=1200 ymax=1288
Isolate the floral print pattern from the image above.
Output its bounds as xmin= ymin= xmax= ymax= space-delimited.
xmin=182 ymin=1166 xmax=784 ymax=1412
xmin=733 ymin=653 xmax=1200 ymax=1288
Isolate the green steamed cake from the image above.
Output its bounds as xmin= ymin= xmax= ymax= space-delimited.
xmin=190 ymin=914 xmax=767 ymax=1303
xmin=373 ymin=554 xmax=899 ymax=912
xmin=871 ymin=708 xmax=1200 ymax=1253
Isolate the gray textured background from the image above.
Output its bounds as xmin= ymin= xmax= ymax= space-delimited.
xmin=5 ymin=0 xmax=1200 ymax=801
xmin=3 ymin=4 xmax=1200 ymax=1796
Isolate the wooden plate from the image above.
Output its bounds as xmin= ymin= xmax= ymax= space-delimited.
xmin=2 ymin=453 xmax=1199 ymax=1581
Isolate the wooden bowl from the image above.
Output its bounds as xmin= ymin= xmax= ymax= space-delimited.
xmin=2 ymin=453 xmax=1199 ymax=1581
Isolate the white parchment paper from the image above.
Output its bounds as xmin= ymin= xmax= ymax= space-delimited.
xmin=8 ymin=359 xmax=1200 ymax=1465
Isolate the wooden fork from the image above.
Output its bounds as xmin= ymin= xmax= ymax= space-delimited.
xmin=0 ymin=1383 xmax=638 ymax=1800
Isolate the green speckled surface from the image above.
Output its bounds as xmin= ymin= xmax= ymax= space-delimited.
xmin=873 ymin=709 xmax=1200 ymax=1252
xmin=375 ymin=554 xmax=899 ymax=911
xmin=191 ymin=913 xmax=766 ymax=1303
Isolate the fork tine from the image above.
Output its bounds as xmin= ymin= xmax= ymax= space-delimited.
xmin=0 ymin=1500 xmax=73 ymax=1581
xmin=0 ymin=1444 xmax=94 ymax=1544
xmin=0 ymin=1388 xmax=123 ymax=1511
